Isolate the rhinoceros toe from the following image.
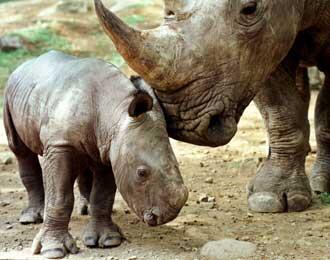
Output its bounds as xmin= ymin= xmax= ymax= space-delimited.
xmin=19 ymin=206 xmax=43 ymax=224
xmin=248 ymin=192 xmax=285 ymax=213
xmin=83 ymin=221 xmax=122 ymax=248
xmin=32 ymin=228 xmax=79 ymax=259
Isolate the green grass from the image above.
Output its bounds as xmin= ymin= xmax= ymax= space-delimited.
xmin=320 ymin=193 xmax=330 ymax=205
xmin=0 ymin=27 xmax=72 ymax=91
xmin=124 ymin=14 xmax=145 ymax=26
xmin=0 ymin=0 xmax=21 ymax=3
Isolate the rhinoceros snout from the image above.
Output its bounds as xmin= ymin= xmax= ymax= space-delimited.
xmin=168 ymin=184 xmax=189 ymax=210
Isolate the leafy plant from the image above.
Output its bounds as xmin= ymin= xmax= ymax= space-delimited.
xmin=320 ymin=192 xmax=330 ymax=204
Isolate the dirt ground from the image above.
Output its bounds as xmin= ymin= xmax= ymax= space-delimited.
xmin=0 ymin=92 xmax=329 ymax=260
xmin=1 ymin=1 xmax=330 ymax=260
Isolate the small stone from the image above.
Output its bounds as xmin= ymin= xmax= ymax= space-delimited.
xmin=124 ymin=209 xmax=131 ymax=214
xmin=0 ymin=202 xmax=10 ymax=207
xmin=4 ymin=156 xmax=13 ymax=165
xmin=305 ymin=231 xmax=313 ymax=237
xmin=241 ymin=236 xmax=250 ymax=241
xmin=208 ymin=196 xmax=216 ymax=202
xmin=5 ymin=225 xmax=13 ymax=230
xmin=0 ymin=36 xmax=23 ymax=52
xmin=127 ymin=257 xmax=137 ymax=260
xmin=199 ymin=194 xmax=209 ymax=203
xmin=205 ymin=177 xmax=214 ymax=184
xmin=200 ymin=239 xmax=257 ymax=259
xmin=212 ymin=169 xmax=217 ymax=174
xmin=200 ymin=162 xmax=205 ymax=167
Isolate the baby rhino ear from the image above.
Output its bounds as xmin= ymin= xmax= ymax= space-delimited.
xmin=128 ymin=91 xmax=153 ymax=117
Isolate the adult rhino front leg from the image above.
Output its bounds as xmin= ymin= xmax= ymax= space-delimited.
xmin=311 ymin=74 xmax=330 ymax=193
xmin=248 ymin=62 xmax=312 ymax=213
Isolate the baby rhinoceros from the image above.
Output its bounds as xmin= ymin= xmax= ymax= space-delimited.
xmin=4 ymin=51 xmax=188 ymax=259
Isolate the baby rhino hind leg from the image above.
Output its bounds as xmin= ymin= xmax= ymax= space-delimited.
xmin=4 ymin=105 xmax=44 ymax=224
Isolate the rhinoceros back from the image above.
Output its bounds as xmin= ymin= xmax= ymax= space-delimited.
xmin=4 ymin=51 xmax=122 ymax=155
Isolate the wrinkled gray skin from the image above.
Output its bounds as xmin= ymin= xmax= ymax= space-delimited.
xmin=4 ymin=51 xmax=188 ymax=259
xmin=94 ymin=0 xmax=330 ymax=213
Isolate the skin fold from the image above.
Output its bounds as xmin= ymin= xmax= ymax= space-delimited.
xmin=4 ymin=51 xmax=188 ymax=259
xmin=94 ymin=0 xmax=330 ymax=212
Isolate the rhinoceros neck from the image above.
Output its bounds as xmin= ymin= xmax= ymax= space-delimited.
xmin=301 ymin=0 xmax=330 ymax=30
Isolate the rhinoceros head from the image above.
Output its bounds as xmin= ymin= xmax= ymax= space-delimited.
xmin=110 ymin=78 xmax=188 ymax=226
xmin=95 ymin=0 xmax=304 ymax=147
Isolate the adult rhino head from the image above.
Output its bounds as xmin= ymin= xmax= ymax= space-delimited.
xmin=94 ymin=0 xmax=305 ymax=147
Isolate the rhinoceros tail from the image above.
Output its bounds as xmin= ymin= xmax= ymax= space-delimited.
xmin=3 ymin=101 xmax=30 ymax=157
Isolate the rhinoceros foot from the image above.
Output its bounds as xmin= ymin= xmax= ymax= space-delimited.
xmin=247 ymin=159 xmax=312 ymax=213
xmin=32 ymin=228 xmax=79 ymax=259
xmin=83 ymin=221 xmax=122 ymax=248
xmin=19 ymin=206 xmax=44 ymax=224
xmin=310 ymin=160 xmax=330 ymax=193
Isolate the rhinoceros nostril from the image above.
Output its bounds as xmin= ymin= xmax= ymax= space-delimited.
xmin=143 ymin=212 xmax=158 ymax=226
xmin=208 ymin=114 xmax=223 ymax=134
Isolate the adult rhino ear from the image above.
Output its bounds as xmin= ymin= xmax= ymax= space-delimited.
xmin=128 ymin=91 xmax=153 ymax=118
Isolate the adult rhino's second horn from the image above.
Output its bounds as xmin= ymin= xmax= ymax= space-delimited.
xmin=94 ymin=0 xmax=178 ymax=91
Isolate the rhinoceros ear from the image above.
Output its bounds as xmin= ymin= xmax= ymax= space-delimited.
xmin=128 ymin=91 xmax=153 ymax=118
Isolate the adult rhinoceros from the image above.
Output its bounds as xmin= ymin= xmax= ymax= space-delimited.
xmin=94 ymin=0 xmax=330 ymax=213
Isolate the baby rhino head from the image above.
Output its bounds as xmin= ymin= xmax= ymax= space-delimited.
xmin=110 ymin=77 xmax=188 ymax=226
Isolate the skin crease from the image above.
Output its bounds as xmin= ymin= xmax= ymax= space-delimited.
xmin=95 ymin=0 xmax=330 ymax=213
xmin=3 ymin=51 xmax=188 ymax=259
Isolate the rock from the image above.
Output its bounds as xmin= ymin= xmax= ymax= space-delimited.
xmin=200 ymin=162 xmax=205 ymax=167
xmin=0 ymin=35 xmax=23 ymax=52
xmin=0 ymin=154 xmax=14 ymax=165
xmin=198 ymin=194 xmax=209 ymax=203
xmin=39 ymin=0 xmax=92 ymax=16
xmin=205 ymin=177 xmax=214 ymax=184
xmin=0 ymin=202 xmax=10 ymax=207
xmin=5 ymin=224 xmax=13 ymax=230
xmin=127 ymin=256 xmax=137 ymax=260
xmin=200 ymin=239 xmax=257 ymax=260
xmin=56 ymin=0 xmax=92 ymax=13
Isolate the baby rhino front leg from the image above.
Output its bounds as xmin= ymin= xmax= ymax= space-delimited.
xmin=83 ymin=166 xmax=122 ymax=248
xmin=32 ymin=147 xmax=82 ymax=259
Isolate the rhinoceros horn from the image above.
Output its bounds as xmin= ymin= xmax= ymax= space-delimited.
xmin=94 ymin=0 xmax=179 ymax=91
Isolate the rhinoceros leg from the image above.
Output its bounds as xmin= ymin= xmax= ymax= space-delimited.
xmin=248 ymin=62 xmax=312 ymax=213
xmin=17 ymin=153 xmax=44 ymax=224
xmin=82 ymin=166 xmax=122 ymax=248
xmin=311 ymin=74 xmax=330 ymax=193
xmin=3 ymin=104 xmax=44 ymax=224
xmin=32 ymin=147 xmax=81 ymax=259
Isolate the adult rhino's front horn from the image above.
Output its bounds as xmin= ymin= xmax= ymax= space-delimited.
xmin=94 ymin=0 xmax=181 ymax=91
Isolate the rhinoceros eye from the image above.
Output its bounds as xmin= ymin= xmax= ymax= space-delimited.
xmin=136 ymin=166 xmax=150 ymax=183
xmin=240 ymin=1 xmax=258 ymax=16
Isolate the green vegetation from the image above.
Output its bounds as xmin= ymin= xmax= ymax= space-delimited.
xmin=0 ymin=27 xmax=72 ymax=90
xmin=0 ymin=0 xmax=20 ymax=3
xmin=320 ymin=192 xmax=330 ymax=204
xmin=124 ymin=14 xmax=145 ymax=26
